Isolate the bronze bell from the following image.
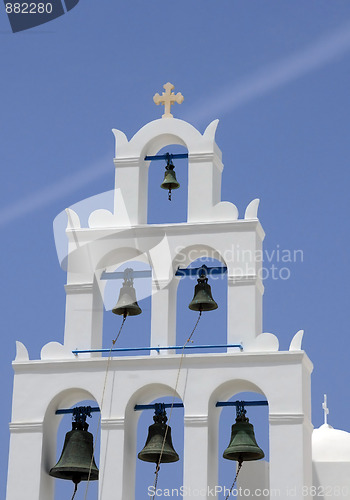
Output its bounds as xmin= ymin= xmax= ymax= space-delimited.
xmin=160 ymin=159 xmax=180 ymax=201
xmin=49 ymin=420 xmax=99 ymax=485
xmin=223 ymin=407 xmax=264 ymax=463
xmin=112 ymin=269 xmax=142 ymax=317
xmin=188 ymin=271 xmax=218 ymax=312
xmin=138 ymin=406 xmax=179 ymax=464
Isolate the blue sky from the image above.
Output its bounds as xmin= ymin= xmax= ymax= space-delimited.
xmin=1 ymin=1 xmax=350 ymax=498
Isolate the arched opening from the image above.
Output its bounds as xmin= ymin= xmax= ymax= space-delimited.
xmin=218 ymin=391 xmax=269 ymax=496
xmin=136 ymin=396 xmax=184 ymax=497
xmin=52 ymin=399 xmax=101 ymax=500
xmin=175 ymin=255 xmax=227 ymax=352
xmin=102 ymin=260 xmax=152 ymax=355
xmin=147 ymin=144 xmax=188 ymax=224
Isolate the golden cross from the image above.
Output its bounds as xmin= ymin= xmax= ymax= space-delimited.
xmin=153 ymin=82 xmax=184 ymax=118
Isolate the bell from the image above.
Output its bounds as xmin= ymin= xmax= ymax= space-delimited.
xmin=49 ymin=421 xmax=99 ymax=485
xmin=160 ymin=160 xmax=180 ymax=200
xmin=223 ymin=410 xmax=264 ymax=463
xmin=188 ymin=273 xmax=218 ymax=312
xmin=112 ymin=273 xmax=142 ymax=317
xmin=138 ymin=408 xmax=179 ymax=464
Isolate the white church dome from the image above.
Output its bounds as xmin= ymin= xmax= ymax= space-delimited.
xmin=312 ymin=423 xmax=350 ymax=462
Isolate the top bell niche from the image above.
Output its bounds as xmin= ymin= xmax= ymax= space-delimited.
xmin=79 ymin=84 xmax=260 ymax=230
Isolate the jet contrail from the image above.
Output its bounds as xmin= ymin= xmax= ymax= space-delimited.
xmin=0 ymin=155 xmax=111 ymax=226
xmin=1 ymin=22 xmax=350 ymax=226
xmin=184 ymin=21 xmax=350 ymax=123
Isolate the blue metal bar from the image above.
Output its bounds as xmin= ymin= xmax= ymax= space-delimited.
xmin=216 ymin=401 xmax=268 ymax=408
xmin=145 ymin=153 xmax=188 ymax=161
xmin=134 ymin=403 xmax=184 ymax=411
xmin=72 ymin=343 xmax=243 ymax=355
xmin=56 ymin=400 xmax=267 ymax=415
xmin=56 ymin=407 xmax=100 ymax=415
xmin=101 ymin=266 xmax=227 ymax=280
xmin=101 ymin=270 xmax=152 ymax=280
xmin=176 ymin=265 xmax=227 ymax=277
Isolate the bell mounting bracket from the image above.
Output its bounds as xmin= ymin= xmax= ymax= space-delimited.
xmin=144 ymin=152 xmax=188 ymax=162
xmin=153 ymin=403 xmax=168 ymax=424
xmin=216 ymin=400 xmax=268 ymax=411
xmin=154 ymin=403 xmax=166 ymax=416
xmin=101 ymin=265 xmax=227 ymax=282
xmin=176 ymin=264 xmax=227 ymax=278
xmin=235 ymin=402 xmax=247 ymax=421
xmin=101 ymin=268 xmax=152 ymax=281
xmin=121 ymin=268 xmax=134 ymax=285
xmin=72 ymin=406 xmax=93 ymax=424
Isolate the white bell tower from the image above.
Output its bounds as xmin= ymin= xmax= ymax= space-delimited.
xmin=6 ymin=83 xmax=313 ymax=500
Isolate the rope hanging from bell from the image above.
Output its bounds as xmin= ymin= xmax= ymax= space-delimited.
xmin=224 ymin=461 xmax=243 ymax=500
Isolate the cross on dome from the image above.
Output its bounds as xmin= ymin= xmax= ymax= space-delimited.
xmin=153 ymin=82 xmax=184 ymax=118
xmin=322 ymin=394 xmax=329 ymax=425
